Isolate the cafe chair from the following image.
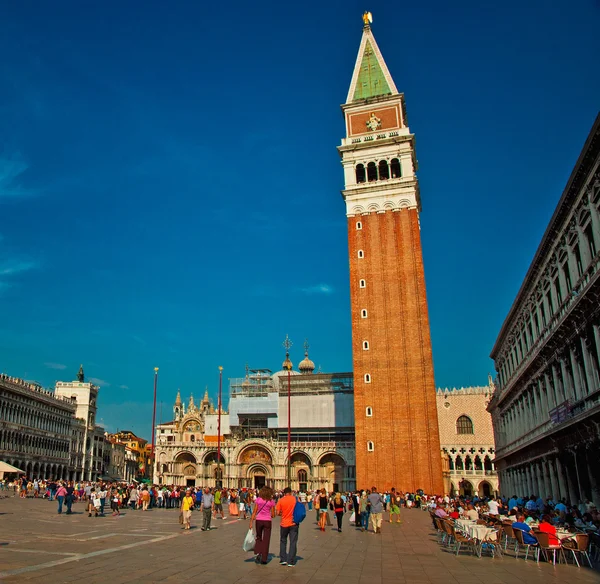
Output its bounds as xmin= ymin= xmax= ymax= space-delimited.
xmin=502 ymin=524 xmax=517 ymax=552
xmin=449 ymin=524 xmax=475 ymax=556
xmin=477 ymin=528 xmax=503 ymax=558
xmin=513 ymin=528 xmax=539 ymax=561
xmin=562 ymin=533 xmax=593 ymax=568
xmin=533 ymin=532 xmax=566 ymax=565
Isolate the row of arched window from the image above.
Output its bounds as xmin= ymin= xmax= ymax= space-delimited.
xmin=0 ymin=429 xmax=70 ymax=457
xmin=0 ymin=400 xmax=71 ymax=435
xmin=449 ymin=454 xmax=493 ymax=472
xmin=356 ymin=159 xmax=402 ymax=184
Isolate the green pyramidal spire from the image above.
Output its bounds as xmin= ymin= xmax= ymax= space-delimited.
xmin=353 ymin=40 xmax=392 ymax=101
xmin=347 ymin=22 xmax=398 ymax=104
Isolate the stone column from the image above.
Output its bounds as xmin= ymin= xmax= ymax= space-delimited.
xmin=569 ymin=345 xmax=583 ymax=401
xmin=552 ymin=363 xmax=564 ymax=404
xmin=592 ymin=324 xmax=600 ymax=379
xmin=564 ymin=453 xmax=579 ymax=505
xmin=581 ymin=335 xmax=595 ymax=397
xmin=548 ymin=458 xmax=560 ymax=502
xmin=514 ymin=468 xmax=521 ymax=497
xmin=566 ymin=243 xmax=578 ymax=291
xmin=528 ymin=463 xmax=537 ymax=497
xmin=526 ymin=466 xmax=534 ymax=496
xmin=503 ymin=469 xmax=511 ymax=496
xmin=584 ymin=446 xmax=600 ymax=508
xmin=585 ymin=191 xmax=600 ymax=251
xmin=556 ymin=456 xmax=568 ymax=502
xmin=544 ymin=372 xmax=556 ymax=410
xmin=559 ymin=356 xmax=573 ymax=402
xmin=534 ymin=462 xmax=544 ymax=497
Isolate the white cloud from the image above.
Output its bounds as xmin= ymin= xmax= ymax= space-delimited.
xmin=89 ymin=377 xmax=110 ymax=387
xmin=0 ymin=259 xmax=38 ymax=294
xmin=298 ymin=284 xmax=335 ymax=295
xmin=45 ymin=362 xmax=67 ymax=370
xmin=119 ymin=384 xmax=129 ymax=390
xmin=0 ymin=156 xmax=35 ymax=199
xmin=0 ymin=260 xmax=37 ymax=276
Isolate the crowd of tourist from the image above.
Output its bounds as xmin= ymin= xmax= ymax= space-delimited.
xmin=6 ymin=475 xmax=599 ymax=566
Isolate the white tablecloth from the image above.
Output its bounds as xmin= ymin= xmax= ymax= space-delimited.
xmin=455 ymin=519 xmax=476 ymax=532
xmin=468 ymin=525 xmax=496 ymax=540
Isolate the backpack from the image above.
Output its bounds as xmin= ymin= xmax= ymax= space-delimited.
xmin=293 ymin=500 xmax=307 ymax=525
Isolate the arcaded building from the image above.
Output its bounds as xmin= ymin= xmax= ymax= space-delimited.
xmin=0 ymin=373 xmax=75 ymax=480
xmin=489 ymin=115 xmax=600 ymax=505
xmin=337 ymin=17 xmax=443 ymax=493
xmin=437 ymin=382 xmax=499 ymax=498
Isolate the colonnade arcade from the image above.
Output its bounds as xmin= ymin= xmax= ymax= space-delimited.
xmin=156 ymin=442 xmax=353 ymax=491
xmin=497 ymin=416 xmax=600 ymax=507
xmin=0 ymin=458 xmax=69 ymax=481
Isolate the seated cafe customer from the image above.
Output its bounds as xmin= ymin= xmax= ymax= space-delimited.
xmin=512 ymin=514 xmax=537 ymax=545
xmin=538 ymin=514 xmax=560 ymax=545
xmin=464 ymin=504 xmax=479 ymax=521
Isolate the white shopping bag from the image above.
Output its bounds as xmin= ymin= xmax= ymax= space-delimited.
xmin=349 ymin=511 xmax=356 ymax=524
xmin=243 ymin=528 xmax=256 ymax=552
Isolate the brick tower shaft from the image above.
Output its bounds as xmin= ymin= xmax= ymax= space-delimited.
xmin=338 ymin=18 xmax=444 ymax=494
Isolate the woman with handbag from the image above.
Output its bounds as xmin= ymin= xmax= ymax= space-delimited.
xmin=249 ymin=486 xmax=276 ymax=564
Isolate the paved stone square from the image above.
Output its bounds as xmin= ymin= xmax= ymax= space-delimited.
xmin=0 ymin=497 xmax=598 ymax=583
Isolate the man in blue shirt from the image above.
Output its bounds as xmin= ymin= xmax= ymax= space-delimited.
xmin=508 ymin=496 xmax=518 ymax=510
xmin=525 ymin=497 xmax=537 ymax=511
xmin=512 ymin=514 xmax=536 ymax=545
xmin=555 ymin=500 xmax=568 ymax=513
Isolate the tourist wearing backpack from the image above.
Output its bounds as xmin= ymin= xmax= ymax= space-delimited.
xmin=275 ymin=487 xmax=299 ymax=567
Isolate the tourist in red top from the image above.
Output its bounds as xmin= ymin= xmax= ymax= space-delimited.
xmin=538 ymin=514 xmax=559 ymax=546
xmin=275 ymin=487 xmax=298 ymax=567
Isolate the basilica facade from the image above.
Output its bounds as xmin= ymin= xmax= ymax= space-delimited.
xmin=155 ymin=351 xmax=357 ymax=493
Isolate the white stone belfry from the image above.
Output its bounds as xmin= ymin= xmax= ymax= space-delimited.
xmin=338 ymin=22 xmax=420 ymax=217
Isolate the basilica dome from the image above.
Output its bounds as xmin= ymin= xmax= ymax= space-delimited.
xmin=298 ymin=353 xmax=315 ymax=374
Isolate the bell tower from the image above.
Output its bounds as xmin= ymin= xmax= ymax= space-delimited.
xmin=338 ymin=14 xmax=443 ymax=494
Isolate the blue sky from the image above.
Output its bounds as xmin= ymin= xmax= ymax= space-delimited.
xmin=1 ymin=1 xmax=598 ymax=438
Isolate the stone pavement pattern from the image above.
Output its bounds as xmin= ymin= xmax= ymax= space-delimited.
xmin=0 ymin=498 xmax=598 ymax=583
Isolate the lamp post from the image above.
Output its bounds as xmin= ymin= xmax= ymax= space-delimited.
xmin=217 ymin=366 xmax=223 ymax=488
xmin=282 ymin=335 xmax=293 ymax=487
xmin=151 ymin=367 xmax=159 ymax=480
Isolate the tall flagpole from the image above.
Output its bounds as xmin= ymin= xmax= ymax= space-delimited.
xmin=282 ymin=335 xmax=293 ymax=486
xmin=217 ymin=366 xmax=223 ymax=488
xmin=151 ymin=367 xmax=159 ymax=480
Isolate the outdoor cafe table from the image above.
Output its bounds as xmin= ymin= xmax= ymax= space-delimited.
xmin=467 ymin=524 xmax=496 ymax=541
